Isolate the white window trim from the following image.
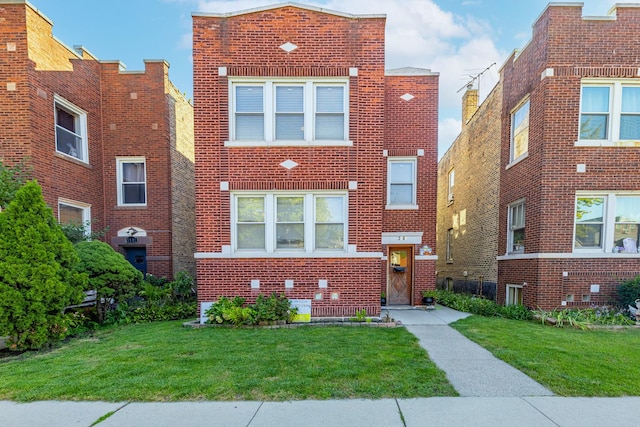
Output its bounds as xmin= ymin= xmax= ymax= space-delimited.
xmin=231 ymin=191 xmax=348 ymax=255
xmin=573 ymin=191 xmax=640 ymax=254
xmin=54 ymin=94 xmax=88 ymax=163
xmin=58 ymin=198 xmax=91 ymax=236
xmin=386 ymin=157 xmax=418 ymax=210
xmin=227 ymin=77 xmax=351 ymax=147
xmin=576 ymin=79 xmax=640 ymax=147
xmin=116 ymin=157 xmax=147 ymax=207
xmin=447 ymin=168 xmax=455 ymax=203
xmin=506 ymin=284 xmax=523 ymax=306
xmin=509 ymin=97 xmax=530 ymax=164
xmin=507 ymin=199 xmax=525 ymax=255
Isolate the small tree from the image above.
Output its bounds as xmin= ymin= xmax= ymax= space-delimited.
xmin=0 ymin=181 xmax=86 ymax=350
xmin=616 ymin=276 xmax=640 ymax=308
xmin=0 ymin=159 xmax=31 ymax=209
xmin=74 ymin=241 xmax=143 ymax=323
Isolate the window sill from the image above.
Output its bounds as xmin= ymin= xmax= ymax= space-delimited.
xmin=385 ymin=205 xmax=419 ymax=210
xmin=224 ymin=140 xmax=353 ymax=148
xmin=575 ymin=139 xmax=640 ymax=147
xmin=54 ymin=152 xmax=91 ymax=168
xmin=505 ymin=153 xmax=528 ymax=170
xmin=115 ymin=205 xmax=148 ymax=210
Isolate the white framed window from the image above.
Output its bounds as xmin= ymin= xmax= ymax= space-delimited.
xmin=510 ymin=98 xmax=529 ymax=162
xmin=232 ymin=192 xmax=347 ymax=253
xmin=579 ymin=80 xmax=640 ymax=144
xmin=117 ymin=157 xmax=147 ymax=206
xmin=508 ymin=200 xmax=525 ymax=254
xmin=506 ymin=284 xmax=523 ymax=305
xmin=574 ymin=193 xmax=640 ymax=253
xmin=230 ymin=79 xmax=348 ymax=144
xmin=447 ymin=168 xmax=455 ymax=203
xmin=58 ymin=198 xmax=91 ymax=236
xmin=387 ymin=157 xmax=417 ymax=209
xmin=446 ymin=228 xmax=454 ymax=262
xmin=54 ymin=95 xmax=88 ymax=163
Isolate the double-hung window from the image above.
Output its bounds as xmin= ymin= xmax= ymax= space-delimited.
xmin=54 ymin=95 xmax=88 ymax=163
xmin=117 ymin=157 xmax=147 ymax=206
xmin=58 ymin=198 xmax=91 ymax=237
xmin=508 ymin=200 xmax=525 ymax=254
xmin=387 ymin=157 xmax=417 ymax=209
xmin=231 ymin=79 xmax=348 ymax=144
xmin=579 ymin=81 xmax=640 ymax=144
xmin=574 ymin=194 xmax=640 ymax=253
xmin=233 ymin=192 xmax=347 ymax=253
xmin=510 ymin=98 xmax=529 ymax=162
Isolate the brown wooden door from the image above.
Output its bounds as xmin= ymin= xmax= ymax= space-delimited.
xmin=387 ymin=246 xmax=412 ymax=305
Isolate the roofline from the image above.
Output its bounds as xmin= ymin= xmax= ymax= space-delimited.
xmin=386 ymin=68 xmax=439 ymax=77
xmin=192 ymin=2 xmax=385 ymax=19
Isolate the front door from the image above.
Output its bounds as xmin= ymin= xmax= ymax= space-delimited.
xmin=125 ymin=247 xmax=147 ymax=275
xmin=387 ymin=246 xmax=413 ymax=305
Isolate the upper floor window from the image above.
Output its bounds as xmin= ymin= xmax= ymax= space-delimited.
xmin=54 ymin=95 xmax=88 ymax=163
xmin=510 ymin=98 xmax=529 ymax=162
xmin=387 ymin=157 xmax=417 ymax=209
xmin=574 ymin=193 xmax=640 ymax=253
xmin=447 ymin=168 xmax=455 ymax=203
xmin=508 ymin=200 xmax=525 ymax=254
xmin=446 ymin=228 xmax=454 ymax=262
xmin=233 ymin=192 xmax=347 ymax=254
xmin=230 ymin=79 xmax=348 ymax=144
xmin=579 ymin=81 xmax=640 ymax=144
xmin=117 ymin=158 xmax=146 ymax=206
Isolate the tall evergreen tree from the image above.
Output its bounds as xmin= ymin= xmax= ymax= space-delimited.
xmin=0 ymin=181 xmax=86 ymax=350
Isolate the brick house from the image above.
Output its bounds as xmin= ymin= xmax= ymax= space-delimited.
xmin=0 ymin=0 xmax=195 ymax=279
xmin=192 ymin=3 xmax=438 ymax=317
xmin=439 ymin=3 xmax=640 ymax=309
xmin=436 ymin=83 xmax=502 ymax=301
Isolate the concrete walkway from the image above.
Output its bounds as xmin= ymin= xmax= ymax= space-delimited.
xmin=384 ymin=305 xmax=554 ymax=397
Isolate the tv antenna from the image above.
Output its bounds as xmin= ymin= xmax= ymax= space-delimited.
xmin=457 ymin=62 xmax=496 ymax=93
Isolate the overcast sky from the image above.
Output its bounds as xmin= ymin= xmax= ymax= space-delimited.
xmin=39 ymin=0 xmax=615 ymax=156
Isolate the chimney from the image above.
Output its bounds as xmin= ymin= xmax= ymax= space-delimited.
xmin=462 ymin=86 xmax=479 ymax=125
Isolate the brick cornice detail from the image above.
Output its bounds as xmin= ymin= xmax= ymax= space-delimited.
xmin=227 ymin=66 xmax=350 ymax=77
xmin=554 ymin=66 xmax=639 ymax=78
xmin=230 ymin=181 xmax=349 ymax=191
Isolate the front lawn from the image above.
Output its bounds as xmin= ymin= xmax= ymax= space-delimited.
xmin=452 ymin=316 xmax=640 ymax=396
xmin=0 ymin=321 xmax=456 ymax=401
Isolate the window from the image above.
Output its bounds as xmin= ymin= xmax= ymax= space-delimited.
xmin=58 ymin=199 xmax=91 ymax=236
xmin=231 ymin=80 xmax=348 ymax=143
xmin=447 ymin=169 xmax=455 ymax=203
xmin=446 ymin=228 xmax=454 ymax=262
xmin=575 ymin=194 xmax=640 ymax=253
xmin=233 ymin=192 xmax=347 ymax=253
xmin=510 ymin=99 xmax=529 ymax=161
xmin=54 ymin=95 xmax=88 ymax=162
xmin=117 ymin=158 xmax=146 ymax=206
xmin=579 ymin=81 xmax=640 ymax=143
xmin=506 ymin=284 xmax=523 ymax=305
xmin=508 ymin=200 xmax=525 ymax=253
xmin=387 ymin=157 xmax=417 ymax=209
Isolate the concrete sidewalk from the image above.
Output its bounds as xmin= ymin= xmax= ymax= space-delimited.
xmin=384 ymin=306 xmax=554 ymax=396
xmin=2 ymin=397 xmax=640 ymax=427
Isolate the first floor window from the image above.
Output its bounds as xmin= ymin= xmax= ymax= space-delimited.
xmin=58 ymin=199 xmax=91 ymax=237
xmin=508 ymin=200 xmax=525 ymax=253
xmin=506 ymin=284 xmax=523 ymax=305
xmin=54 ymin=95 xmax=88 ymax=163
xmin=233 ymin=192 xmax=347 ymax=253
xmin=446 ymin=228 xmax=453 ymax=262
xmin=575 ymin=193 xmax=640 ymax=253
xmin=117 ymin=157 xmax=146 ymax=206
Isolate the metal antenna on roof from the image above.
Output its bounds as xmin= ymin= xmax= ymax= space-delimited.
xmin=456 ymin=62 xmax=497 ymax=93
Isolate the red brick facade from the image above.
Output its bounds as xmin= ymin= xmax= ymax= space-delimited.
xmin=0 ymin=1 xmax=194 ymax=279
xmin=193 ymin=4 xmax=438 ymax=317
xmin=498 ymin=4 xmax=640 ymax=309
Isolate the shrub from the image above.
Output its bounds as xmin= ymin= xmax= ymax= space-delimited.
xmin=251 ymin=293 xmax=295 ymax=322
xmin=74 ymin=241 xmax=143 ymax=323
xmin=616 ymin=276 xmax=640 ymax=309
xmin=0 ymin=159 xmax=30 ymax=209
xmin=434 ymin=290 xmax=532 ymax=320
xmin=205 ymin=294 xmax=297 ymax=326
xmin=0 ymin=182 xmax=86 ymax=350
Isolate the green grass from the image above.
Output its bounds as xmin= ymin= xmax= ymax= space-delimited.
xmin=451 ymin=316 xmax=640 ymax=396
xmin=0 ymin=321 xmax=456 ymax=401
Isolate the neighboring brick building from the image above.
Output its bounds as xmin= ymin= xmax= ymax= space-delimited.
xmin=192 ymin=3 xmax=438 ymax=317
xmin=436 ymin=83 xmax=502 ymax=301
xmin=441 ymin=3 xmax=640 ymax=309
xmin=0 ymin=0 xmax=195 ymax=279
